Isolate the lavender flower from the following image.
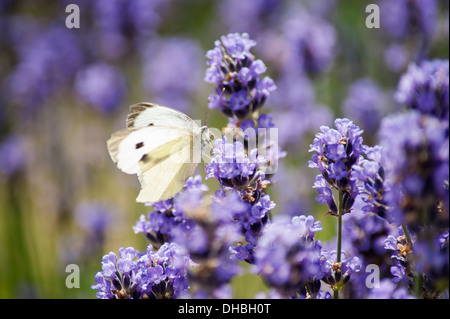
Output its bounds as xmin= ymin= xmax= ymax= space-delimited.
xmin=338 ymin=206 xmax=397 ymax=298
xmin=219 ymin=0 xmax=283 ymax=36
xmin=343 ymin=79 xmax=389 ymax=132
xmin=133 ymin=175 xmax=207 ymax=249
xmin=206 ymin=137 xmax=267 ymax=191
xmin=309 ymin=118 xmax=365 ymax=215
xmin=205 ymin=33 xmax=276 ymax=121
xmin=229 ymin=192 xmax=275 ymax=264
xmin=92 ymin=0 xmax=168 ymax=59
xmin=6 ymin=26 xmax=83 ymax=110
xmin=171 ymin=191 xmax=244 ymax=298
xmin=413 ymin=234 xmax=449 ymax=298
xmin=319 ymin=249 xmax=362 ymax=291
xmin=380 ymin=0 xmax=438 ymax=42
xmin=75 ymin=62 xmax=127 ymax=114
xmin=367 ymin=279 xmax=414 ymax=299
xmin=205 ymin=137 xmax=277 ymax=264
xmin=92 ymin=243 xmax=190 ymax=299
xmin=352 ymin=146 xmax=391 ymax=221
xmin=395 ymin=59 xmax=449 ymax=123
xmin=281 ymin=6 xmax=336 ymax=75
xmin=0 ymin=135 xmax=28 ymax=176
xmin=253 ymin=215 xmax=324 ymax=298
xmin=141 ymin=37 xmax=203 ymax=113
xmin=378 ymin=111 xmax=449 ymax=228
xmin=74 ymin=201 xmax=112 ymax=255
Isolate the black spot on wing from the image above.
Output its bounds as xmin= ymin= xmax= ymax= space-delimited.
xmin=140 ymin=153 xmax=150 ymax=162
xmin=136 ymin=142 xmax=144 ymax=149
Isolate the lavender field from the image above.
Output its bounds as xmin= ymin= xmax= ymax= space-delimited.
xmin=0 ymin=0 xmax=448 ymax=299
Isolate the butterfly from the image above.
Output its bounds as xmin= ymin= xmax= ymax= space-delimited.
xmin=107 ymin=102 xmax=210 ymax=204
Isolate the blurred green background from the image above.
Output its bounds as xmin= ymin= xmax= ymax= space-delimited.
xmin=0 ymin=0 xmax=448 ymax=298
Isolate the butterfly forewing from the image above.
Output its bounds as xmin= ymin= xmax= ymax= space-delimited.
xmin=126 ymin=102 xmax=198 ymax=130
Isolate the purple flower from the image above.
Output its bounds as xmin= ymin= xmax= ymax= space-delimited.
xmin=6 ymin=25 xmax=83 ymax=110
xmin=257 ymin=114 xmax=275 ymax=128
xmin=219 ymin=0 xmax=284 ymax=36
xmin=384 ymin=235 xmax=398 ymax=251
xmin=92 ymin=243 xmax=190 ymax=299
xmin=75 ymin=62 xmax=127 ymax=114
xmin=380 ymin=0 xmax=438 ymax=41
xmin=74 ymin=201 xmax=112 ymax=234
xmin=367 ymin=279 xmax=414 ymax=299
xmin=343 ymin=78 xmax=388 ymax=132
xmin=319 ymin=250 xmax=362 ymax=289
xmin=390 ymin=265 xmax=407 ymax=283
xmin=205 ymin=33 xmax=276 ymax=120
xmin=133 ymin=175 xmax=207 ymax=248
xmin=0 ymin=135 xmax=28 ymax=176
xmin=93 ymin=0 xmax=168 ymax=59
xmin=282 ymin=8 xmax=336 ymax=75
xmin=171 ymin=192 xmax=243 ymax=298
xmin=253 ymin=215 xmax=323 ymax=298
xmin=352 ymin=146 xmax=391 ymax=221
xmin=220 ymin=33 xmax=256 ymax=60
xmin=309 ymin=118 xmax=365 ymax=215
xmin=228 ymin=90 xmax=251 ymax=111
xmin=206 ymin=137 xmax=266 ymax=190
xmin=378 ymin=110 xmax=449 ymax=228
xmin=141 ymin=37 xmax=203 ymax=113
xmin=395 ymin=59 xmax=449 ymax=122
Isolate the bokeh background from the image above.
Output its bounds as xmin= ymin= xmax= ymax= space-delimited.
xmin=0 ymin=0 xmax=448 ymax=298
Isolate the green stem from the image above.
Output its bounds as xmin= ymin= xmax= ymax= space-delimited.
xmin=334 ymin=190 xmax=345 ymax=299
xmin=402 ymin=224 xmax=412 ymax=245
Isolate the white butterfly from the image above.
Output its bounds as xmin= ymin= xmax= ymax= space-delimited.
xmin=107 ymin=102 xmax=208 ymax=204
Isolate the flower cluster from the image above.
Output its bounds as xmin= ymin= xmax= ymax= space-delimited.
xmin=352 ymin=146 xmax=391 ymax=221
xmin=75 ymin=62 xmax=127 ymax=114
xmin=376 ymin=57 xmax=449 ymax=298
xmin=379 ymin=111 xmax=449 ymax=229
xmin=205 ymin=138 xmax=276 ymax=264
xmin=205 ymin=33 xmax=276 ymax=121
xmin=204 ymin=33 xmax=280 ymax=265
xmin=133 ymin=175 xmax=207 ymax=249
xmin=141 ymin=37 xmax=203 ymax=113
xmin=171 ymin=191 xmax=244 ymax=298
xmin=282 ymin=8 xmax=337 ymax=75
xmin=380 ymin=0 xmax=438 ymax=71
xmin=343 ymin=78 xmax=388 ymax=133
xmin=90 ymin=26 xmax=448 ymax=300
xmin=319 ymin=249 xmax=362 ymax=292
xmin=253 ymin=215 xmax=325 ymax=298
xmin=395 ymin=59 xmax=449 ymax=123
xmin=92 ymin=243 xmax=191 ymax=299
xmin=338 ymin=207 xmax=398 ymax=298
xmin=309 ymin=118 xmax=365 ymax=216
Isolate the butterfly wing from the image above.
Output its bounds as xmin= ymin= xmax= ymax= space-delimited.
xmin=136 ymin=134 xmax=197 ymax=203
xmin=126 ymin=102 xmax=197 ymax=130
xmin=107 ymin=102 xmax=201 ymax=203
xmin=107 ymin=125 xmax=191 ymax=175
